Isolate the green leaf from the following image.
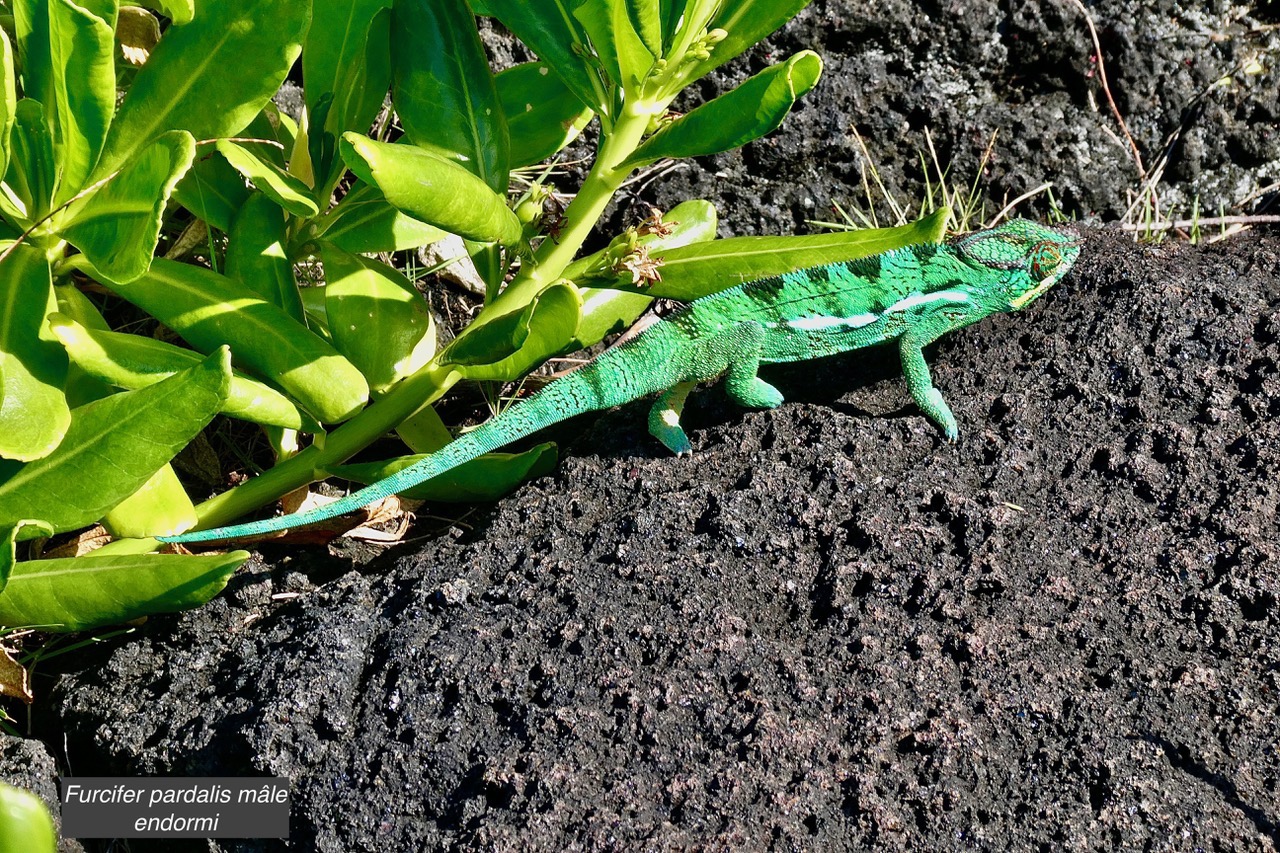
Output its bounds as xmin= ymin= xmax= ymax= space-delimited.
xmin=61 ymin=130 xmax=196 ymax=283
xmin=92 ymin=0 xmax=310 ymax=180
xmin=135 ymin=0 xmax=193 ymax=26
xmin=625 ymin=51 xmax=822 ymax=167
xmin=239 ymin=103 xmax=297 ymax=169
xmin=305 ymin=182 xmax=445 ymax=254
xmin=688 ymin=1 xmax=814 ymax=85
xmin=625 ymin=0 xmax=662 ymax=57
xmin=102 ymin=463 xmax=196 ymax=539
xmin=171 ymin=148 xmax=251 ymax=233
xmin=474 ymin=0 xmax=604 ymax=115
xmin=0 ymin=781 xmax=56 ymax=853
xmin=48 ymin=314 xmax=310 ymax=430
xmin=2 ymin=523 xmax=53 ymax=588
xmin=216 ymin=139 xmax=318 ymax=218
xmin=0 ymin=28 xmax=17 ymax=181
xmin=72 ymin=256 xmax=370 ymax=423
xmin=0 ymin=244 xmax=69 ymax=461
xmin=391 ymin=0 xmax=508 ymax=193
xmin=11 ymin=0 xmax=116 ymax=202
xmin=340 ymin=133 xmax=523 ymax=246
xmin=4 ymin=99 xmax=56 ymax=222
xmin=321 ymin=244 xmax=436 ymax=394
xmin=0 ymin=550 xmax=247 ymax=632
xmin=572 ymin=0 xmax=655 ymax=96
xmin=496 ymin=61 xmax=593 ymax=168
xmin=303 ymin=0 xmax=392 ymax=146
xmin=0 ymin=348 xmax=230 ymax=534
xmin=227 ymin=191 xmax=305 ymax=321
xmin=442 ymin=281 xmax=580 ymax=381
xmin=331 ymin=442 xmax=558 ymax=502
xmin=658 ymin=0 xmax=685 ymax=53
xmin=580 ymin=208 xmax=950 ymax=300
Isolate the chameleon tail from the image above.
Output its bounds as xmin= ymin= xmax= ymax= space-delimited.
xmin=158 ymin=340 xmax=683 ymax=544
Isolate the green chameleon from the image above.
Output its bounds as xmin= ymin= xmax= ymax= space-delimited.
xmin=160 ymin=219 xmax=1080 ymax=545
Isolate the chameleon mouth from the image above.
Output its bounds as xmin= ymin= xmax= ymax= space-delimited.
xmin=1008 ymin=278 xmax=1056 ymax=310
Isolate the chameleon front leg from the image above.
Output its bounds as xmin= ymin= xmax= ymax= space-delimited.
xmin=721 ymin=321 xmax=785 ymax=409
xmin=899 ymin=333 xmax=959 ymax=441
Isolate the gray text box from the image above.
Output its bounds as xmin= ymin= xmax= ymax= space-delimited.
xmin=61 ymin=777 xmax=289 ymax=839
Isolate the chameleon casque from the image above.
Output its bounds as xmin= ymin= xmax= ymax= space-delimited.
xmin=160 ymin=219 xmax=1081 ymax=545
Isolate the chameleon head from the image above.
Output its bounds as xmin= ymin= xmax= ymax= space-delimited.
xmin=952 ymin=220 xmax=1082 ymax=311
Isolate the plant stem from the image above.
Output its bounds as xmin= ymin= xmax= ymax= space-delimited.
xmin=133 ymin=99 xmax=659 ymax=547
xmin=186 ymin=363 xmax=460 ymax=530
xmin=474 ymin=100 xmax=656 ymax=322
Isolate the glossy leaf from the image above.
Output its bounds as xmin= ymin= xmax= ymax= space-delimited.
xmin=171 ymin=149 xmax=251 ymax=233
xmin=49 ymin=314 xmax=309 ymax=430
xmin=239 ymin=104 xmax=297 ymax=169
xmin=331 ymin=442 xmax=558 ymax=502
xmin=496 ymin=61 xmax=593 ymax=168
xmin=0 ymin=550 xmax=246 ymax=632
xmin=305 ymin=182 xmax=445 ymax=254
xmin=579 ymin=208 xmax=950 ymax=300
xmin=5 ymin=99 xmax=56 ymax=222
xmin=304 ymin=0 xmax=392 ymax=166
xmin=392 ymin=0 xmax=508 ymax=192
xmin=340 ymin=133 xmax=523 ymax=246
xmin=12 ymin=0 xmax=116 ymax=202
xmin=688 ymin=1 xmax=814 ymax=85
xmin=625 ymin=51 xmax=822 ymax=167
xmin=92 ymin=0 xmax=310 ymax=180
xmin=0 ymin=29 xmax=16 ymax=181
xmin=573 ymin=0 xmax=654 ymax=96
xmin=135 ymin=0 xmax=193 ymax=25
xmin=0 ymin=244 xmax=69 ymax=462
xmin=322 ymin=244 xmax=436 ymax=394
xmin=470 ymin=0 xmax=603 ymax=115
xmin=61 ymin=130 xmax=196 ymax=283
xmin=227 ymin=191 xmax=305 ymax=321
xmin=216 ymin=139 xmax=318 ymax=218
xmin=0 ymin=781 xmax=56 ymax=852
xmin=626 ymin=0 xmax=662 ymax=57
xmin=74 ymin=257 xmax=369 ymax=423
xmin=102 ymin=464 xmax=197 ymax=539
xmin=442 ymin=281 xmax=581 ymax=382
xmin=0 ymin=348 xmax=230 ymax=534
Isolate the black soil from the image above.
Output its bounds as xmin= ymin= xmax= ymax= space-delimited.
xmin=5 ymin=1 xmax=1280 ymax=850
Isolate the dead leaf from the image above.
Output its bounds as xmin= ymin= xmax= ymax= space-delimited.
xmin=0 ymin=645 xmax=32 ymax=704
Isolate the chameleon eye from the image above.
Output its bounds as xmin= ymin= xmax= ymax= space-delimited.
xmin=1030 ymin=243 xmax=1062 ymax=279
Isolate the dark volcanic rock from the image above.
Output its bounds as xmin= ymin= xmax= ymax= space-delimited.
xmin=644 ymin=0 xmax=1279 ymax=235
xmin=44 ymin=231 xmax=1280 ymax=850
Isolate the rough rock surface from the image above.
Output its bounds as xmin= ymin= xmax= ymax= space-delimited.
xmin=644 ymin=0 xmax=1279 ymax=235
xmin=7 ymin=1 xmax=1280 ymax=850
xmin=42 ymin=230 xmax=1280 ymax=851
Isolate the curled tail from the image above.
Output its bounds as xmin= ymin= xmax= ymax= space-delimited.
xmin=159 ymin=332 xmax=686 ymax=544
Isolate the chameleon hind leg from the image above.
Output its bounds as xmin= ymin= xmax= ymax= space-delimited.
xmin=648 ymin=381 xmax=697 ymax=455
xmin=899 ymin=334 xmax=959 ymax=441
xmin=646 ymin=322 xmax=783 ymax=455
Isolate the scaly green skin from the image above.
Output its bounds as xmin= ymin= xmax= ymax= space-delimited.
xmin=160 ymin=220 xmax=1081 ymax=545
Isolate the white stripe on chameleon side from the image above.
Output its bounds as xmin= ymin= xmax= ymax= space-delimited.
xmin=884 ymin=290 xmax=970 ymax=313
xmin=784 ymin=313 xmax=880 ymax=332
